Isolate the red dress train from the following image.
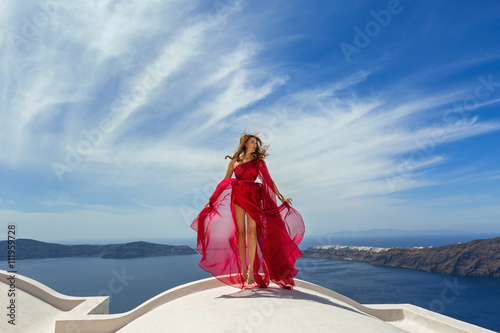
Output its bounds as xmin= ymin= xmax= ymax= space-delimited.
xmin=190 ymin=158 xmax=305 ymax=290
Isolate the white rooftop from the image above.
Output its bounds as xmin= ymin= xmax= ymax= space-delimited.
xmin=0 ymin=270 xmax=495 ymax=333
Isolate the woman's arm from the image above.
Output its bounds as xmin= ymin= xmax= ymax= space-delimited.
xmin=273 ymin=181 xmax=281 ymax=198
xmin=223 ymin=159 xmax=235 ymax=180
xmin=204 ymin=159 xmax=235 ymax=208
xmin=273 ymin=180 xmax=292 ymax=205
xmin=259 ymin=159 xmax=292 ymax=205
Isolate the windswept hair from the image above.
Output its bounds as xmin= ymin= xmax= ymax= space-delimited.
xmin=225 ymin=131 xmax=270 ymax=162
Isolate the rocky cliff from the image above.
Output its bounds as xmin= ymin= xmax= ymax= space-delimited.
xmin=0 ymin=239 xmax=197 ymax=260
xmin=302 ymin=237 xmax=500 ymax=277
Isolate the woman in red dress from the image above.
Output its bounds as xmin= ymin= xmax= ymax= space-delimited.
xmin=190 ymin=132 xmax=305 ymax=290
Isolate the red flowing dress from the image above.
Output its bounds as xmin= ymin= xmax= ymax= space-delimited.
xmin=190 ymin=158 xmax=305 ymax=290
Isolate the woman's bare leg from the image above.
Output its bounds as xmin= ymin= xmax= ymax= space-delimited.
xmin=246 ymin=213 xmax=257 ymax=284
xmin=233 ymin=203 xmax=247 ymax=282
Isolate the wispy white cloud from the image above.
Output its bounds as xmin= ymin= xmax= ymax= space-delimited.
xmin=1 ymin=0 xmax=499 ymax=240
xmin=0 ymin=205 xmax=186 ymax=242
xmin=0 ymin=199 xmax=15 ymax=205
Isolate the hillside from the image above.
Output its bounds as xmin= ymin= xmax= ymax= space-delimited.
xmin=0 ymin=239 xmax=197 ymax=260
xmin=303 ymin=237 xmax=500 ymax=277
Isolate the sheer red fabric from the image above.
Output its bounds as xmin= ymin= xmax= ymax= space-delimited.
xmin=190 ymin=158 xmax=305 ymax=290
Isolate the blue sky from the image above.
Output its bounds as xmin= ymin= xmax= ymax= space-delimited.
xmin=1 ymin=0 xmax=499 ymax=242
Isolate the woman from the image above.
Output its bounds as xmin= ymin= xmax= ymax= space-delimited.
xmin=190 ymin=132 xmax=305 ymax=290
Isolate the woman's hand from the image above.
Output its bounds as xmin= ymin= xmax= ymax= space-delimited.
xmin=280 ymin=197 xmax=293 ymax=205
xmin=204 ymin=202 xmax=210 ymax=208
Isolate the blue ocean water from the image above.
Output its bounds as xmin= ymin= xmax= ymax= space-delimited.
xmin=1 ymin=234 xmax=499 ymax=332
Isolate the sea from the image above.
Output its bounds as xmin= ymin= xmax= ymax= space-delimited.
xmin=1 ymin=233 xmax=499 ymax=332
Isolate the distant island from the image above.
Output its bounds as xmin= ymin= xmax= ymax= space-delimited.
xmin=0 ymin=239 xmax=197 ymax=260
xmin=303 ymin=237 xmax=500 ymax=278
